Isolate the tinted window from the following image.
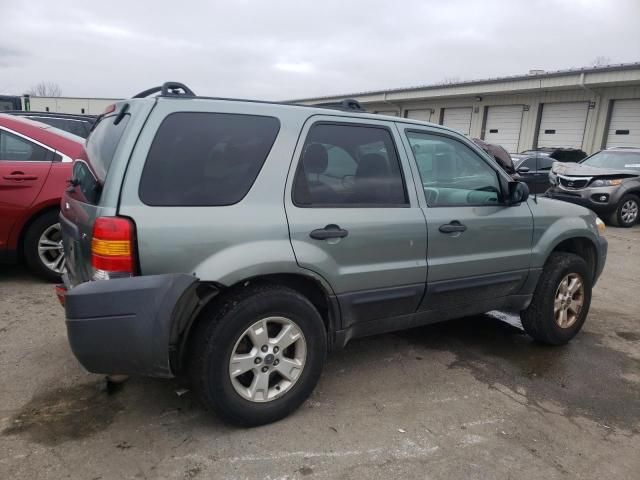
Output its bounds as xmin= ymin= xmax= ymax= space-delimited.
xmin=406 ymin=131 xmax=501 ymax=206
xmin=69 ymin=161 xmax=101 ymax=204
xmin=85 ymin=114 xmax=130 ymax=181
xmin=139 ymin=112 xmax=280 ymax=206
xmin=538 ymin=156 xmax=555 ymax=170
xmin=293 ymin=123 xmax=407 ymax=206
xmin=518 ymin=158 xmax=534 ymax=170
xmin=0 ymin=130 xmax=51 ymax=161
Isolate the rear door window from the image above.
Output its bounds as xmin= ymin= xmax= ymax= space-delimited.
xmin=0 ymin=130 xmax=52 ymax=161
xmin=293 ymin=123 xmax=408 ymax=206
xmin=139 ymin=112 xmax=280 ymax=206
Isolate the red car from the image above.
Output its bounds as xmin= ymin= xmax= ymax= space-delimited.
xmin=0 ymin=114 xmax=84 ymax=281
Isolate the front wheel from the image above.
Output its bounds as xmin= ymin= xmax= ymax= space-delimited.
xmin=189 ymin=285 xmax=327 ymax=426
xmin=609 ymin=194 xmax=639 ymax=228
xmin=521 ymin=252 xmax=592 ymax=345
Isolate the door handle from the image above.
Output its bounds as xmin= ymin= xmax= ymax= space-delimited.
xmin=439 ymin=220 xmax=467 ymax=234
xmin=3 ymin=173 xmax=38 ymax=181
xmin=309 ymin=224 xmax=349 ymax=240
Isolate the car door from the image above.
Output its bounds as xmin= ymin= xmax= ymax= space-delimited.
xmin=285 ymin=117 xmax=428 ymax=330
xmin=0 ymin=128 xmax=52 ymax=253
xmin=400 ymin=127 xmax=533 ymax=311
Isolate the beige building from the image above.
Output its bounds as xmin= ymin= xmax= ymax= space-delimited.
xmin=294 ymin=63 xmax=640 ymax=154
xmin=26 ymin=96 xmax=120 ymax=115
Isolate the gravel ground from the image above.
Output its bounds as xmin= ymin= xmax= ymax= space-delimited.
xmin=1 ymin=226 xmax=639 ymax=480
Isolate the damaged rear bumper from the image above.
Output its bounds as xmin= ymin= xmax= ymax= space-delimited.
xmin=64 ymin=274 xmax=198 ymax=378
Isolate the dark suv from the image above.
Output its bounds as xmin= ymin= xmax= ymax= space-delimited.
xmin=59 ymin=82 xmax=607 ymax=426
xmin=548 ymin=147 xmax=640 ymax=227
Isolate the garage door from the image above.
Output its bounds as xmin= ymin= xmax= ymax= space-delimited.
xmin=483 ymin=105 xmax=524 ymax=153
xmin=537 ymin=102 xmax=589 ymax=149
xmin=406 ymin=109 xmax=433 ymax=122
xmin=442 ymin=107 xmax=472 ymax=135
xmin=606 ymin=99 xmax=640 ymax=148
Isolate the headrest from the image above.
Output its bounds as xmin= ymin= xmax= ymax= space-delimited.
xmin=303 ymin=144 xmax=328 ymax=174
xmin=356 ymin=153 xmax=388 ymax=177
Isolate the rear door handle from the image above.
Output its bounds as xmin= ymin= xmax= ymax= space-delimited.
xmin=3 ymin=173 xmax=38 ymax=181
xmin=310 ymin=224 xmax=349 ymax=240
xmin=439 ymin=221 xmax=467 ymax=234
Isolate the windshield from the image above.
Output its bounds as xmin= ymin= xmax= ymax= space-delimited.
xmin=581 ymin=151 xmax=640 ymax=171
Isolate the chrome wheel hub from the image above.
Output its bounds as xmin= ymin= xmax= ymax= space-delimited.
xmin=621 ymin=200 xmax=638 ymax=224
xmin=229 ymin=317 xmax=307 ymax=403
xmin=38 ymin=223 xmax=65 ymax=274
xmin=554 ymin=273 xmax=584 ymax=329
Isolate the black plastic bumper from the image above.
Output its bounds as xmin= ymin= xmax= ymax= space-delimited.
xmin=546 ymin=191 xmax=617 ymax=215
xmin=64 ymin=274 xmax=198 ymax=378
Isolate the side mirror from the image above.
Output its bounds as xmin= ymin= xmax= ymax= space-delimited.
xmin=508 ymin=181 xmax=529 ymax=205
xmin=517 ymin=166 xmax=530 ymax=173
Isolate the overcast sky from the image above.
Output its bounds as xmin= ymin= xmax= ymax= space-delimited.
xmin=1 ymin=0 xmax=639 ymax=100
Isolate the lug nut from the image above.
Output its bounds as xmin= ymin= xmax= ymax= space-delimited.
xmin=273 ymin=346 xmax=279 ymax=353
xmin=273 ymin=359 xmax=279 ymax=366
xmin=261 ymin=345 xmax=268 ymax=352
xmin=261 ymin=366 xmax=269 ymax=373
xmin=254 ymin=357 xmax=262 ymax=364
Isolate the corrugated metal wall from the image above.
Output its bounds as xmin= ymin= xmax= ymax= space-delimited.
xmin=368 ymin=85 xmax=640 ymax=154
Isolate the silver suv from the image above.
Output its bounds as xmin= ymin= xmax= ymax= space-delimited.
xmin=60 ymin=82 xmax=608 ymax=426
xmin=547 ymin=147 xmax=640 ymax=227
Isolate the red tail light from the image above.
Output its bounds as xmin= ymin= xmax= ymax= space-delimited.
xmin=91 ymin=217 xmax=136 ymax=279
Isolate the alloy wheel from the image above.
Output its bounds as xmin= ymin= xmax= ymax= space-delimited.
xmin=554 ymin=273 xmax=584 ymax=329
xmin=38 ymin=223 xmax=65 ymax=274
xmin=228 ymin=317 xmax=307 ymax=402
xmin=621 ymin=200 xmax=638 ymax=225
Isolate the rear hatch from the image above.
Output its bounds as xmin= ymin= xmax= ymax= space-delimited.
xmin=60 ymin=101 xmax=150 ymax=286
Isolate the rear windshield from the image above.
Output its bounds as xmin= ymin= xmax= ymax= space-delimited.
xmin=85 ymin=114 xmax=130 ymax=181
xmin=139 ymin=112 xmax=280 ymax=206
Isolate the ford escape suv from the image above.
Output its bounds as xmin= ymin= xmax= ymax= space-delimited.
xmin=59 ymin=82 xmax=608 ymax=427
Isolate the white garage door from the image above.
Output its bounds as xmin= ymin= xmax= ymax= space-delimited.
xmin=606 ymin=99 xmax=640 ymax=148
xmin=406 ymin=109 xmax=433 ymax=122
xmin=442 ymin=107 xmax=472 ymax=135
xmin=537 ymin=102 xmax=589 ymax=149
xmin=483 ymin=105 xmax=524 ymax=153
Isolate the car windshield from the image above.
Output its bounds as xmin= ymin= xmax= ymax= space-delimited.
xmin=581 ymin=151 xmax=640 ymax=171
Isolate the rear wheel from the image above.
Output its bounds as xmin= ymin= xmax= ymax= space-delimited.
xmin=609 ymin=194 xmax=639 ymax=228
xmin=189 ymin=285 xmax=326 ymax=426
xmin=23 ymin=210 xmax=65 ymax=282
xmin=521 ymin=252 xmax=592 ymax=345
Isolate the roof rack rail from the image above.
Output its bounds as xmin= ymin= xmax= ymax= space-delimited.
xmin=313 ymin=98 xmax=366 ymax=112
xmin=132 ymin=82 xmax=196 ymax=99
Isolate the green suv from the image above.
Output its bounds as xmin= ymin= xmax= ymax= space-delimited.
xmin=60 ymin=82 xmax=608 ymax=426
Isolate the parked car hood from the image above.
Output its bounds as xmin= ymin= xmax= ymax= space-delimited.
xmin=552 ymin=162 xmax=640 ymax=178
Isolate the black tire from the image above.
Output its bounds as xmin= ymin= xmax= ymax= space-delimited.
xmin=521 ymin=252 xmax=592 ymax=345
xmin=23 ymin=210 xmax=64 ymax=283
xmin=609 ymin=194 xmax=639 ymax=228
xmin=189 ymin=284 xmax=327 ymax=427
